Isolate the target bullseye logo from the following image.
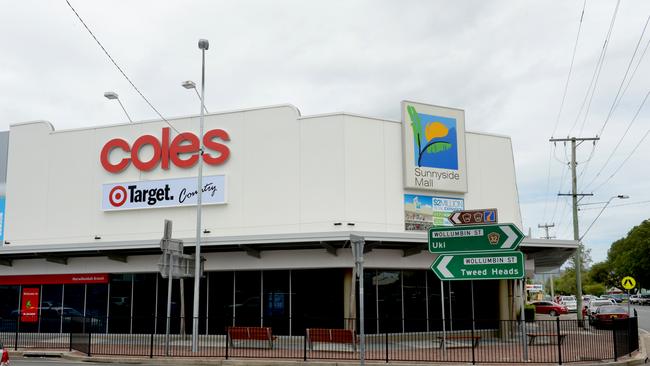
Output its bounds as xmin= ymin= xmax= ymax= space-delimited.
xmin=109 ymin=186 xmax=128 ymax=207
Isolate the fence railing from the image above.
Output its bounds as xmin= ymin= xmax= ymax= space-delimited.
xmin=0 ymin=316 xmax=639 ymax=364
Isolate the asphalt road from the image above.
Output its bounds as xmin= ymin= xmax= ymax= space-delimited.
xmin=631 ymin=304 xmax=650 ymax=332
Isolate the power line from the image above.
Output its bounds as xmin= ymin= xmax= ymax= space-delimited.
xmin=551 ymin=0 xmax=587 ymax=138
xmin=592 ymin=126 xmax=650 ymax=192
xmin=567 ymin=0 xmax=621 ymax=136
xmin=65 ymin=0 xmax=181 ymax=135
xmin=579 ymin=199 xmax=650 ymax=211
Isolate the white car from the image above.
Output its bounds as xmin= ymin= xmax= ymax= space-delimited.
xmin=587 ymin=299 xmax=616 ymax=317
xmin=559 ymin=296 xmax=577 ymax=312
xmin=629 ymin=295 xmax=641 ymax=304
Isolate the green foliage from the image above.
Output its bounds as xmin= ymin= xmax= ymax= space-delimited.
xmin=587 ymin=261 xmax=617 ymax=289
xmin=583 ymin=283 xmax=606 ymax=296
xmin=606 ymin=219 xmax=650 ymax=289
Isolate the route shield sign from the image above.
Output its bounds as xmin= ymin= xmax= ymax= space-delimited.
xmin=621 ymin=276 xmax=636 ymax=290
xmin=449 ymin=209 xmax=498 ymax=226
xmin=428 ymin=223 xmax=524 ymax=253
xmin=431 ymin=251 xmax=524 ymax=280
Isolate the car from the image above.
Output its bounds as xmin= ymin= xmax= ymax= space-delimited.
xmin=639 ymin=294 xmax=650 ymax=305
xmin=559 ymin=296 xmax=577 ymax=312
xmin=629 ymin=294 xmax=641 ymax=304
xmin=587 ymin=299 xmax=616 ymax=317
xmin=530 ymin=301 xmax=569 ymax=316
xmin=0 ymin=342 xmax=9 ymax=366
xmin=590 ymin=305 xmax=629 ymax=328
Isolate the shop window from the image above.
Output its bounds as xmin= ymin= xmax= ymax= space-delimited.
xmin=85 ymin=283 xmax=108 ymax=333
xmin=233 ymin=271 xmax=261 ymax=327
xmin=40 ymin=284 xmax=63 ymax=333
xmin=262 ymin=270 xmax=289 ymax=335
xmin=207 ymin=271 xmax=233 ymax=334
xmin=377 ymin=270 xmax=402 ymax=333
xmin=292 ymin=269 xmax=343 ymax=335
xmin=108 ymin=274 xmax=132 ymax=333
xmin=427 ymin=271 xmax=444 ymax=331
xmin=403 ymin=270 xmax=427 ymax=332
xmin=62 ymin=284 xmax=85 ymax=333
xmin=132 ymin=274 xmax=156 ymax=333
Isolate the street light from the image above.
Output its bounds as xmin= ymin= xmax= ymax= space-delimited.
xmin=191 ymin=38 xmax=209 ymax=354
xmin=182 ymin=80 xmax=209 ymax=113
xmin=103 ymin=91 xmax=133 ymax=123
xmin=580 ymin=195 xmax=629 ymax=240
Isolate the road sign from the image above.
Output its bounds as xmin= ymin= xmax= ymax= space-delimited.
xmin=621 ymin=276 xmax=636 ymax=290
xmin=431 ymin=251 xmax=524 ymax=280
xmin=428 ymin=223 xmax=524 ymax=253
xmin=449 ymin=209 xmax=498 ymax=226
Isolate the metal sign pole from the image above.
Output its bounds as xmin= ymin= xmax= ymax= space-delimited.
xmin=351 ymin=235 xmax=365 ymax=366
xmin=440 ymin=280 xmax=446 ymax=356
xmin=520 ymin=280 xmax=528 ymax=361
xmin=165 ymin=253 xmax=173 ymax=356
xmin=470 ymin=280 xmax=476 ymax=333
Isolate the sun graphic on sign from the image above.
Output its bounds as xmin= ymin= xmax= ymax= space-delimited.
xmin=407 ymin=105 xmax=459 ymax=170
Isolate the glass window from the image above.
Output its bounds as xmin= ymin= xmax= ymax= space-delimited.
xmin=40 ymin=284 xmax=63 ymax=333
xmin=357 ymin=269 xmax=378 ymax=334
xmin=86 ymin=284 xmax=108 ymax=332
xmin=377 ymin=270 xmax=402 ymax=333
xmin=132 ymin=274 xmax=157 ymax=333
xmin=0 ymin=285 xmax=19 ymax=332
xmin=108 ymin=274 xmax=132 ymax=333
xmin=207 ymin=271 xmax=233 ymax=334
xmin=262 ymin=270 xmax=289 ymax=334
xmin=233 ymin=271 xmax=261 ymax=327
xmin=427 ymin=271 xmax=443 ymax=331
xmin=62 ymin=284 xmax=85 ymax=333
xmin=293 ymin=269 xmax=344 ymax=335
xmin=403 ymin=270 xmax=427 ymax=332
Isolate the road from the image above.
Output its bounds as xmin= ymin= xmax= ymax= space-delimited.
xmin=12 ymin=359 xmax=134 ymax=366
xmin=631 ymin=304 xmax=650 ymax=332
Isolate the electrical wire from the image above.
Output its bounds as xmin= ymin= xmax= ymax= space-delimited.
xmin=65 ymin=0 xmax=181 ymax=135
xmin=551 ymin=0 xmax=587 ymax=138
xmin=592 ymin=126 xmax=650 ymax=192
xmin=579 ymin=199 xmax=650 ymax=211
xmin=567 ymin=0 xmax=621 ymax=136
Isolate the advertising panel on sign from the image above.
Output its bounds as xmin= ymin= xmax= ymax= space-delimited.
xmin=401 ymin=101 xmax=467 ymax=193
xmin=21 ymin=287 xmax=40 ymax=323
xmin=404 ymin=194 xmax=464 ymax=231
xmin=102 ymin=175 xmax=226 ymax=211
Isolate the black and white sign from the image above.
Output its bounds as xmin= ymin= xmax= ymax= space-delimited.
xmin=102 ymin=175 xmax=226 ymax=211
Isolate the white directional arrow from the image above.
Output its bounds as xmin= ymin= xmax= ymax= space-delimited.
xmin=500 ymin=225 xmax=517 ymax=249
xmin=450 ymin=212 xmax=462 ymax=225
xmin=436 ymin=256 xmax=454 ymax=278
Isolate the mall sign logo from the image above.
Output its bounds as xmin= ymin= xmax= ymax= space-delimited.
xmin=102 ymin=175 xmax=226 ymax=211
xmin=401 ymin=101 xmax=467 ymax=193
xmin=100 ymin=127 xmax=230 ymax=173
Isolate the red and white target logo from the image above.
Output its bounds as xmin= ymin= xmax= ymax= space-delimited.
xmin=108 ymin=186 xmax=128 ymax=207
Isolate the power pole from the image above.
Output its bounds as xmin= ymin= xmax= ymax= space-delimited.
xmin=549 ymin=136 xmax=598 ymax=325
xmin=538 ymin=223 xmax=555 ymax=239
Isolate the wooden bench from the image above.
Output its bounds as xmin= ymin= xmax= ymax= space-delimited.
xmin=227 ymin=326 xmax=277 ymax=349
xmin=436 ymin=336 xmax=481 ymax=348
xmin=306 ymin=328 xmax=357 ymax=351
xmin=526 ymin=333 xmax=566 ymax=345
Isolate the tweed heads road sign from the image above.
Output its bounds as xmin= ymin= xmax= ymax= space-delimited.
xmin=428 ymin=223 xmax=524 ymax=253
xmin=431 ymin=251 xmax=525 ymax=280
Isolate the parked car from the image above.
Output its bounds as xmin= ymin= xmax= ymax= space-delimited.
xmin=629 ymin=295 xmax=641 ymax=304
xmin=590 ymin=305 xmax=629 ymax=328
xmin=559 ymin=296 xmax=577 ymax=312
xmin=0 ymin=342 xmax=9 ymax=366
xmin=587 ymin=299 xmax=616 ymax=318
xmin=639 ymin=294 xmax=650 ymax=305
xmin=530 ymin=301 xmax=568 ymax=316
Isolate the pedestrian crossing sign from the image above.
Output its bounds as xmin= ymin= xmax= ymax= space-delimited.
xmin=621 ymin=276 xmax=636 ymax=290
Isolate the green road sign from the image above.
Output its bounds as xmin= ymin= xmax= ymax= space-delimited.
xmin=431 ymin=251 xmax=525 ymax=280
xmin=428 ymin=223 xmax=524 ymax=253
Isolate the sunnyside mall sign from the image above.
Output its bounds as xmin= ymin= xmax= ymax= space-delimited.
xmin=401 ymin=101 xmax=467 ymax=193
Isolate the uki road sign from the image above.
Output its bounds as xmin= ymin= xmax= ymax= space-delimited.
xmin=428 ymin=223 xmax=524 ymax=253
xmin=449 ymin=208 xmax=498 ymax=226
xmin=431 ymin=251 xmax=524 ymax=280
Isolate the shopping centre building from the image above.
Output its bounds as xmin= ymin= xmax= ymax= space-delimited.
xmin=0 ymin=101 xmax=577 ymax=335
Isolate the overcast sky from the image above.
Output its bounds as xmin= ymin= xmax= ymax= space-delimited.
xmin=1 ymin=1 xmax=649 ymax=265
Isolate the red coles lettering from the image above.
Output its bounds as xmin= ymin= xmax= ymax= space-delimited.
xmin=100 ymin=127 xmax=230 ymax=173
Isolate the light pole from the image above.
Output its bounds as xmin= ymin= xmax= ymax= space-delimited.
xmin=103 ymin=91 xmax=133 ymax=122
xmin=580 ymin=195 xmax=629 ymax=241
xmin=182 ymin=81 xmax=209 ymax=113
xmin=191 ymin=38 xmax=209 ymax=353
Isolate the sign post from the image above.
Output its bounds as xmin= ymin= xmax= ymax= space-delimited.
xmin=429 ymin=224 xmax=524 ymax=254
xmin=621 ymin=276 xmax=636 ymax=316
xmin=350 ymin=234 xmax=365 ymax=366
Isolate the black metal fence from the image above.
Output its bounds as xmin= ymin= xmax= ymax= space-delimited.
xmin=0 ymin=316 xmax=640 ymax=364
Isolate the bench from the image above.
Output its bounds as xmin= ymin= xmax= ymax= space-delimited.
xmin=436 ymin=336 xmax=481 ymax=348
xmin=526 ymin=333 xmax=566 ymax=345
xmin=306 ymin=328 xmax=357 ymax=351
xmin=227 ymin=326 xmax=277 ymax=349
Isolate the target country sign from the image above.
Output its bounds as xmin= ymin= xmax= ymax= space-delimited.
xmin=428 ymin=223 xmax=524 ymax=254
xmin=432 ymin=251 xmax=524 ymax=280
xmin=102 ymin=175 xmax=226 ymax=211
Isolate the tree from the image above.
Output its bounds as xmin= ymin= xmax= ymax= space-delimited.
xmin=587 ymin=261 xmax=617 ymax=289
xmin=607 ymin=219 xmax=650 ymax=289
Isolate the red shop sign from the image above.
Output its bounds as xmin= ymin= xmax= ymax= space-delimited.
xmin=0 ymin=273 xmax=109 ymax=285
xmin=20 ymin=287 xmax=39 ymax=323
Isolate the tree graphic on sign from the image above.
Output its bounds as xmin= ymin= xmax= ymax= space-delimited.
xmin=407 ymin=105 xmax=457 ymax=168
